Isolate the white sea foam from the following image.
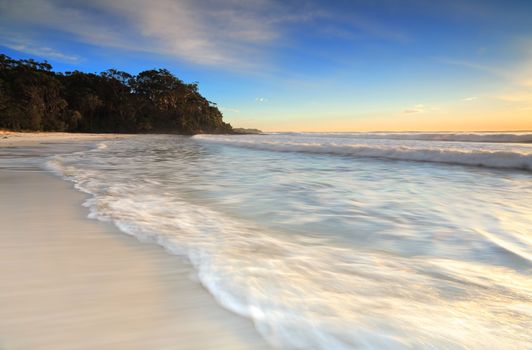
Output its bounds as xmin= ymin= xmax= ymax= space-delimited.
xmin=44 ymin=136 xmax=532 ymax=349
xmin=284 ymin=132 xmax=532 ymax=143
xmin=194 ymin=133 xmax=532 ymax=171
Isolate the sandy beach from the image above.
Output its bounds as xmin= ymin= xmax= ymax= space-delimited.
xmin=0 ymin=133 xmax=268 ymax=350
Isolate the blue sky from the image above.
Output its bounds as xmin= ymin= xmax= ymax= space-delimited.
xmin=1 ymin=0 xmax=531 ymax=131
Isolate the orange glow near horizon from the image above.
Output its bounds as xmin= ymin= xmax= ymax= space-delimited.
xmin=240 ymin=110 xmax=532 ymax=133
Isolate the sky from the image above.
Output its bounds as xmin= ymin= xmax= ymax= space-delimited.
xmin=1 ymin=0 xmax=531 ymax=132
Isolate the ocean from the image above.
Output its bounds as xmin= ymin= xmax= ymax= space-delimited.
xmin=47 ymin=132 xmax=532 ymax=349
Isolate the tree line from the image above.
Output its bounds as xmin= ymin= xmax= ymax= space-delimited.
xmin=0 ymin=54 xmax=232 ymax=134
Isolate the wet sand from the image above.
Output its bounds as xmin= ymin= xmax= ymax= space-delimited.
xmin=0 ymin=134 xmax=269 ymax=350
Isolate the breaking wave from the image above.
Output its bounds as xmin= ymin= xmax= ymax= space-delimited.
xmin=194 ymin=133 xmax=532 ymax=171
xmin=284 ymin=132 xmax=532 ymax=143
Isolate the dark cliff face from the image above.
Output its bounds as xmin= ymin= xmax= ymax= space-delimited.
xmin=0 ymin=54 xmax=232 ymax=134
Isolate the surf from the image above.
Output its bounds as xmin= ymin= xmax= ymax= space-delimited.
xmin=194 ymin=133 xmax=532 ymax=171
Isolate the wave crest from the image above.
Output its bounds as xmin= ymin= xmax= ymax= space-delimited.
xmin=194 ymin=134 xmax=532 ymax=171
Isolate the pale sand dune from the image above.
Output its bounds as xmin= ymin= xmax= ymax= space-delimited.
xmin=0 ymin=135 xmax=269 ymax=350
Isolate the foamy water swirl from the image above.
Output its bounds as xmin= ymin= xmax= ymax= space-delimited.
xmin=46 ymin=134 xmax=532 ymax=349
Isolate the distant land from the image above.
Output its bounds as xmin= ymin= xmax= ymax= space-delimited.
xmin=0 ymin=54 xmax=233 ymax=134
xmin=232 ymin=128 xmax=262 ymax=134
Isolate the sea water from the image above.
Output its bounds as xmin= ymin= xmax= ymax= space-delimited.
xmin=47 ymin=132 xmax=532 ymax=349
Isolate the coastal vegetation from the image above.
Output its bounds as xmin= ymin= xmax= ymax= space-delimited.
xmin=0 ymin=54 xmax=232 ymax=134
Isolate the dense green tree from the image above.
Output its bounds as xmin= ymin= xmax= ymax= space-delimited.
xmin=0 ymin=54 xmax=232 ymax=134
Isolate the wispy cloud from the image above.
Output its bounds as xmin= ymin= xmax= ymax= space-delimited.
xmin=438 ymin=58 xmax=504 ymax=76
xmin=343 ymin=13 xmax=409 ymax=43
xmin=0 ymin=0 xmax=319 ymax=69
xmin=461 ymin=96 xmax=477 ymax=101
xmin=438 ymin=53 xmax=532 ymax=89
xmin=496 ymin=92 xmax=532 ymax=102
xmin=255 ymin=97 xmax=268 ymax=103
xmin=0 ymin=0 xmax=413 ymax=71
xmin=403 ymin=104 xmax=425 ymax=114
xmin=0 ymin=35 xmax=80 ymax=62
xmin=439 ymin=45 xmax=532 ymax=109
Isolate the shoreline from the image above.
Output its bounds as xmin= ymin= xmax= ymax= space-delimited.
xmin=0 ymin=134 xmax=269 ymax=349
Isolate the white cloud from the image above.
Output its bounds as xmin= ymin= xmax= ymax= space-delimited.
xmin=461 ymin=96 xmax=477 ymax=101
xmin=0 ymin=0 xmax=415 ymax=70
xmin=0 ymin=0 xmax=318 ymax=69
xmin=255 ymin=97 xmax=268 ymax=103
